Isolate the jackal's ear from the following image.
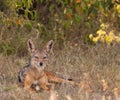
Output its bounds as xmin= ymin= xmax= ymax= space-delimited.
xmin=45 ymin=40 xmax=54 ymax=52
xmin=27 ymin=39 xmax=36 ymax=53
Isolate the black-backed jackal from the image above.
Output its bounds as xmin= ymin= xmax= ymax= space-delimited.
xmin=18 ymin=39 xmax=77 ymax=93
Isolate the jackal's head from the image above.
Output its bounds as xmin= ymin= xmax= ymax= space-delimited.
xmin=27 ymin=39 xmax=54 ymax=71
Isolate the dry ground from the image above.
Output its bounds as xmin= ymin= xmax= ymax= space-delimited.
xmin=0 ymin=41 xmax=120 ymax=100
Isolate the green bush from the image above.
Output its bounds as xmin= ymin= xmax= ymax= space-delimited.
xmin=0 ymin=0 xmax=120 ymax=56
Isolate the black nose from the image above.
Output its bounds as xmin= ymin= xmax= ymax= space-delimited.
xmin=39 ymin=62 xmax=43 ymax=66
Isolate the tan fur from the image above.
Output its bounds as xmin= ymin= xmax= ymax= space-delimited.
xmin=18 ymin=39 xmax=78 ymax=93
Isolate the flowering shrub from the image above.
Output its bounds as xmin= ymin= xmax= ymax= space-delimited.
xmin=89 ymin=23 xmax=120 ymax=45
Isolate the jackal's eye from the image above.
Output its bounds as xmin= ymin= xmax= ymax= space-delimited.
xmin=43 ymin=55 xmax=48 ymax=59
xmin=34 ymin=56 xmax=39 ymax=59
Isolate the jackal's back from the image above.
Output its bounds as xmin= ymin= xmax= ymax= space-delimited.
xmin=18 ymin=65 xmax=30 ymax=83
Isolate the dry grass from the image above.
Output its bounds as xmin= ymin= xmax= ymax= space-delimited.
xmin=0 ymin=41 xmax=120 ymax=100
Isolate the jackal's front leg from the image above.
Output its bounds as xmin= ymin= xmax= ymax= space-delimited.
xmin=24 ymin=74 xmax=36 ymax=93
xmin=38 ymin=78 xmax=54 ymax=91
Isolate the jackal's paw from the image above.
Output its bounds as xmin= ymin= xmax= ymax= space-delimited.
xmin=24 ymin=87 xmax=36 ymax=93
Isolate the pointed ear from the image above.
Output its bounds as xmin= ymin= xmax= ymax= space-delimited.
xmin=44 ymin=40 xmax=54 ymax=53
xmin=27 ymin=39 xmax=36 ymax=54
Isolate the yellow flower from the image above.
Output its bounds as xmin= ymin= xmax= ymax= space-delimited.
xmin=100 ymin=35 xmax=105 ymax=43
xmin=96 ymin=29 xmax=106 ymax=36
xmin=105 ymin=35 xmax=112 ymax=44
xmin=92 ymin=37 xmax=99 ymax=43
xmin=100 ymin=23 xmax=109 ymax=29
xmin=89 ymin=34 xmax=93 ymax=39
xmin=116 ymin=4 xmax=120 ymax=14
xmin=100 ymin=23 xmax=105 ymax=28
